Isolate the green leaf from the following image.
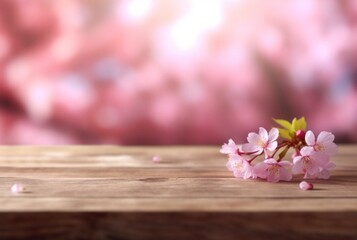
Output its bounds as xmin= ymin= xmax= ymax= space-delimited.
xmin=274 ymin=117 xmax=307 ymax=140
xmin=273 ymin=118 xmax=292 ymax=130
xmin=278 ymin=128 xmax=292 ymax=140
xmin=291 ymin=118 xmax=297 ymax=130
xmin=293 ymin=117 xmax=307 ymax=131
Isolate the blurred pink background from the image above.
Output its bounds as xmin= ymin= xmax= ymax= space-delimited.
xmin=0 ymin=0 xmax=356 ymax=145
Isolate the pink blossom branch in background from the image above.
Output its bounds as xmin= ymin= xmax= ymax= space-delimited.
xmin=0 ymin=0 xmax=356 ymax=144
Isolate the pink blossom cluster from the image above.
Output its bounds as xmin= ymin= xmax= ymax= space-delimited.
xmin=221 ymin=120 xmax=337 ymax=183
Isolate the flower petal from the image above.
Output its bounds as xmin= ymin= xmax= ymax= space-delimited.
xmin=311 ymin=151 xmax=329 ymax=166
xmin=292 ymin=160 xmax=303 ymax=174
xmin=233 ymin=169 xmax=244 ymax=178
xmin=300 ymin=146 xmax=314 ymax=156
xmin=243 ymin=166 xmax=253 ymax=179
xmin=266 ymin=168 xmax=280 ymax=182
xmin=293 ymin=156 xmax=302 ymax=164
xmin=247 ymin=132 xmax=262 ymax=145
xmin=228 ymin=154 xmax=244 ymax=163
xmin=268 ymin=128 xmax=279 ymax=142
xmin=220 ymin=139 xmax=237 ymax=154
xmin=253 ymin=162 xmax=268 ymax=179
xmin=259 ymin=127 xmax=268 ymax=142
xmin=306 ymin=162 xmax=321 ymax=176
xmin=305 ymin=130 xmax=315 ymax=146
xmin=317 ymin=169 xmax=331 ymax=179
xmin=317 ymin=131 xmax=335 ymax=144
xmin=226 ymin=160 xmax=234 ymax=171
xmin=266 ymin=141 xmax=277 ymax=152
xmin=324 ymin=161 xmax=336 ymax=169
xmin=299 ymin=181 xmax=313 ymax=190
xmin=244 ymin=161 xmax=257 ymax=179
xmin=241 ymin=143 xmax=261 ymax=154
xmin=279 ymin=167 xmax=292 ymax=181
xmin=264 ymin=158 xmax=277 ymax=164
xmin=324 ymin=142 xmax=338 ymax=155
xmin=317 ymin=161 xmax=335 ymax=179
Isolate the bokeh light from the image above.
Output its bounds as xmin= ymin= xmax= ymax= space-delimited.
xmin=0 ymin=0 xmax=356 ymax=144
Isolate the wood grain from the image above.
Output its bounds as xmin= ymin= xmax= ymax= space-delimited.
xmin=0 ymin=145 xmax=356 ymax=239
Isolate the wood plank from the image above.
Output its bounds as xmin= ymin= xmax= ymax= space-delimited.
xmin=0 ymin=212 xmax=356 ymax=240
xmin=1 ymin=198 xmax=357 ymax=212
xmin=0 ymin=167 xmax=229 ymax=178
xmin=1 ymin=176 xmax=357 ymax=200
xmin=0 ymin=145 xmax=356 ymax=239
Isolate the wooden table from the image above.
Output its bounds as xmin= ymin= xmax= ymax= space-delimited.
xmin=0 ymin=145 xmax=356 ymax=239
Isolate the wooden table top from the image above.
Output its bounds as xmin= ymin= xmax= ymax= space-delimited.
xmin=0 ymin=145 xmax=356 ymax=239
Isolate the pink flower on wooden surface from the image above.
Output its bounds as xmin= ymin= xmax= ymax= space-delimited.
xmin=299 ymin=181 xmax=313 ymax=190
xmin=220 ymin=139 xmax=239 ymax=155
xmin=226 ymin=154 xmax=254 ymax=179
xmin=305 ymin=131 xmax=337 ymax=156
xmin=221 ymin=118 xmax=338 ymax=185
xmin=242 ymin=127 xmax=278 ymax=156
xmin=292 ymin=146 xmax=329 ymax=178
xmin=253 ymin=158 xmax=292 ymax=182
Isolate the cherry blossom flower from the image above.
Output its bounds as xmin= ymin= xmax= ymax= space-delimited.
xmin=220 ymin=139 xmax=239 ymax=155
xmin=292 ymin=146 xmax=329 ymax=178
xmin=253 ymin=158 xmax=292 ymax=182
xmin=226 ymin=154 xmax=254 ymax=179
xmin=305 ymin=131 xmax=337 ymax=156
xmin=221 ymin=118 xmax=337 ymax=185
xmin=242 ymin=127 xmax=279 ymax=156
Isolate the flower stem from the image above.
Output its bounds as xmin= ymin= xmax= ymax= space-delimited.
xmin=277 ymin=145 xmax=290 ymax=161
xmin=271 ymin=141 xmax=289 ymax=158
xmin=248 ymin=153 xmax=262 ymax=163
